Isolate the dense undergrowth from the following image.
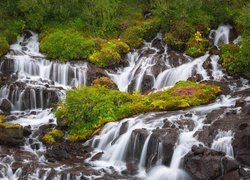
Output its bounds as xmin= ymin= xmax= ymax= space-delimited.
xmin=54 ymin=81 xmax=221 ymax=141
xmin=0 ymin=0 xmax=249 ymax=74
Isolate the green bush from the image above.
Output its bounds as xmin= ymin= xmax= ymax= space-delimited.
xmin=42 ymin=129 xmax=64 ymax=144
xmin=186 ymin=31 xmax=210 ymax=57
xmin=55 ymin=81 xmax=221 ymax=141
xmin=40 ymin=30 xmax=95 ymax=61
xmin=0 ymin=36 xmax=9 ymax=56
xmin=88 ymin=39 xmax=130 ymax=67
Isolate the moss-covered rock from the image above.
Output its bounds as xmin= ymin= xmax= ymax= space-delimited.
xmin=55 ymin=81 xmax=220 ymax=142
xmin=0 ymin=115 xmax=5 ymax=124
xmin=0 ymin=36 xmax=9 ymax=57
xmin=42 ymin=129 xmax=64 ymax=145
xmin=121 ymin=17 xmax=161 ymax=49
xmin=91 ymin=77 xmax=118 ymax=90
xmin=88 ymin=38 xmax=130 ymax=68
xmin=186 ymin=31 xmax=210 ymax=57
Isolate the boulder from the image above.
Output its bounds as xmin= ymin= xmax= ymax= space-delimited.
xmin=183 ymin=146 xmax=241 ymax=180
xmin=0 ymin=98 xmax=12 ymax=113
xmin=0 ymin=124 xmax=24 ymax=146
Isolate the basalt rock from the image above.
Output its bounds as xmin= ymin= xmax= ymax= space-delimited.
xmin=0 ymin=124 xmax=24 ymax=146
xmin=146 ymin=128 xmax=179 ymax=168
xmin=183 ymin=146 xmax=242 ymax=180
xmin=0 ymin=98 xmax=12 ymax=113
xmin=87 ymin=63 xmax=108 ymax=86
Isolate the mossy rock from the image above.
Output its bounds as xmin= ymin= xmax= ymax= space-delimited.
xmin=92 ymin=77 xmax=118 ymax=90
xmin=0 ymin=123 xmax=21 ymax=129
xmin=55 ymin=80 xmax=221 ymax=142
xmin=0 ymin=36 xmax=9 ymax=57
xmin=88 ymin=38 xmax=130 ymax=68
xmin=0 ymin=115 xmax=5 ymax=123
xmin=42 ymin=129 xmax=64 ymax=145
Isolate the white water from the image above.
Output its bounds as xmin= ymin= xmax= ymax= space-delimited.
xmin=209 ymin=24 xmax=232 ymax=48
xmin=108 ymin=33 xmax=224 ymax=92
xmin=0 ymin=25 xmax=248 ymax=179
xmin=211 ymin=130 xmax=234 ymax=158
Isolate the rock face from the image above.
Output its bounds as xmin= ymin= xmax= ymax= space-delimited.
xmin=0 ymin=98 xmax=12 ymax=113
xmin=183 ymin=146 xmax=245 ymax=180
xmin=0 ymin=124 xmax=24 ymax=146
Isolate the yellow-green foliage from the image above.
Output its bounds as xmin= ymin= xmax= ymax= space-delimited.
xmin=42 ymin=129 xmax=64 ymax=144
xmin=0 ymin=115 xmax=5 ymax=123
xmin=220 ymin=44 xmax=240 ymax=74
xmin=0 ymin=123 xmax=21 ymax=129
xmin=0 ymin=36 xmax=9 ymax=56
xmin=121 ymin=17 xmax=161 ymax=49
xmin=55 ymin=81 xmax=221 ymax=141
xmin=88 ymin=38 xmax=130 ymax=67
xmin=91 ymin=77 xmax=117 ymax=89
xmin=186 ymin=31 xmax=210 ymax=57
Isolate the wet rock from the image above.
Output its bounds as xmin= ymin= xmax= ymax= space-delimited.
xmin=183 ymin=146 xmax=240 ymax=180
xmin=126 ymin=128 xmax=149 ymax=162
xmin=23 ymin=125 xmax=32 ymax=137
xmin=119 ymin=121 xmax=128 ymax=136
xmin=0 ymin=98 xmax=12 ymax=113
xmin=235 ymin=97 xmax=246 ymax=107
xmin=176 ymin=119 xmax=195 ymax=131
xmin=202 ymin=57 xmax=212 ymax=70
xmin=86 ymin=63 xmax=108 ymax=86
xmin=0 ymin=124 xmax=24 ymax=146
xmin=233 ymin=125 xmax=250 ymax=166
xmin=91 ymin=152 xmax=104 ymax=161
xmin=91 ymin=76 xmax=118 ymax=90
xmin=45 ymin=142 xmax=92 ymax=162
xmin=242 ymin=104 xmax=250 ymax=115
xmin=146 ymin=128 xmax=179 ymax=168
xmin=0 ymin=56 xmax=14 ymax=75
xmin=122 ymin=160 xmax=138 ymax=175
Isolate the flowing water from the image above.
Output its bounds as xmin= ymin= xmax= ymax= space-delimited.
xmin=0 ymin=25 xmax=249 ymax=179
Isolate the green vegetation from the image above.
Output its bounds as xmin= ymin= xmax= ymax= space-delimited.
xmin=55 ymin=81 xmax=221 ymax=141
xmin=0 ymin=123 xmax=21 ymax=129
xmin=42 ymin=129 xmax=64 ymax=145
xmin=186 ymin=31 xmax=210 ymax=57
xmin=0 ymin=115 xmax=5 ymax=124
xmin=0 ymin=36 xmax=10 ymax=57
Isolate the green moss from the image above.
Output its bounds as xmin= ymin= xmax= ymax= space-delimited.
xmin=0 ymin=115 xmax=5 ymax=123
xmin=88 ymin=38 xmax=130 ymax=67
xmin=0 ymin=36 xmax=9 ymax=57
xmin=0 ymin=123 xmax=21 ymax=129
xmin=42 ymin=129 xmax=64 ymax=145
xmin=55 ymin=81 xmax=221 ymax=141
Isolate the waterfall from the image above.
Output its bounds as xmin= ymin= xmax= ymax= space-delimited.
xmin=209 ymin=24 xmax=232 ymax=48
xmin=211 ymin=130 xmax=234 ymax=158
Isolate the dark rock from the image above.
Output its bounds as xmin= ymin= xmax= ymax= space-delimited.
xmin=86 ymin=63 xmax=108 ymax=86
xmin=183 ymin=146 xmax=240 ymax=180
xmin=242 ymin=104 xmax=250 ymax=115
xmin=233 ymin=125 xmax=250 ymax=166
xmin=23 ymin=125 xmax=32 ymax=137
xmin=146 ymin=128 xmax=179 ymax=168
xmin=205 ymin=80 xmax=230 ymax=95
xmin=0 ymin=124 xmax=24 ymax=146
xmin=0 ymin=98 xmax=12 ymax=112
xmin=126 ymin=128 xmax=149 ymax=162
xmin=235 ymin=97 xmax=246 ymax=107
xmin=122 ymin=160 xmax=138 ymax=175
xmin=202 ymin=57 xmax=213 ymax=70
xmin=91 ymin=152 xmax=104 ymax=161
xmin=119 ymin=121 xmax=128 ymax=136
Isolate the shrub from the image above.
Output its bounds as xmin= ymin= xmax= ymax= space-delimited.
xmin=88 ymin=38 xmax=130 ymax=67
xmin=0 ymin=36 xmax=9 ymax=56
xmin=186 ymin=31 xmax=210 ymax=57
xmin=92 ymin=77 xmax=118 ymax=90
xmin=55 ymin=81 xmax=221 ymax=141
xmin=40 ymin=30 xmax=96 ymax=61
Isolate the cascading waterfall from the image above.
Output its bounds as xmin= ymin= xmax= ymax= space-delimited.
xmin=108 ymin=33 xmax=224 ymax=93
xmin=0 ymin=24 xmax=248 ymax=179
xmin=211 ymin=130 xmax=234 ymax=158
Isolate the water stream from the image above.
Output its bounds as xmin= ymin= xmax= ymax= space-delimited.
xmin=0 ymin=25 xmax=249 ymax=179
